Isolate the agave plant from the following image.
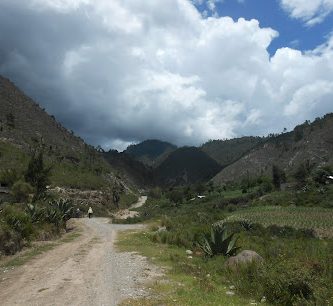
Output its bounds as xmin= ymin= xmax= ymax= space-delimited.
xmin=198 ymin=224 xmax=240 ymax=257
xmin=25 ymin=203 xmax=45 ymax=223
xmin=49 ymin=198 xmax=74 ymax=222
xmin=44 ymin=206 xmax=62 ymax=227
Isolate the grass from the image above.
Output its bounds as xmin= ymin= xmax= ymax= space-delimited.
xmin=224 ymin=206 xmax=333 ymax=238
xmin=117 ymin=230 xmax=258 ymax=306
xmin=50 ymin=161 xmax=108 ymax=190
xmin=117 ymin=188 xmax=333 ymax=305
xmin=0 ymin=140 xmax=110 ymax=190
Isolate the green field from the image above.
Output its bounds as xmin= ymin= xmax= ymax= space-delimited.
xmin=223 ymin=206 xmax=333 ymax=238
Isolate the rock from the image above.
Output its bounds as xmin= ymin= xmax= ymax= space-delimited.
xmin=225 ymin=250 xmax=263 ymax=270
xmin=185 ymin=250 xmax=193 ymax=255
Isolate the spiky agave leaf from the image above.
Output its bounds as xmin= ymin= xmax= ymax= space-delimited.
xmin=198 ymin=237 xmax=213 ymax=257
xmin=197 ymin=224 xmax=240 ymax=257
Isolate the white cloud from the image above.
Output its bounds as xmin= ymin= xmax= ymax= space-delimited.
xmin=0 ymin=0 xmax=332 ymax=150
xmin=280 ymin=0 xmax=333 ymax=26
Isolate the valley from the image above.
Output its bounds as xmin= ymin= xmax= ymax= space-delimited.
xmin=0 ymin=76 xmax=332 ymax=305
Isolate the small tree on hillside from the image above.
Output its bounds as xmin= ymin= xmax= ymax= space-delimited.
xmin=272 ymin=165 xmax=286 ymax=189
xmin=293 ymin=161 xmax=311 ymax=185
xmin=112 ymin=186 xmax=120 ymax=209
xmin=25 ymin=151 xmax=52 ymax=197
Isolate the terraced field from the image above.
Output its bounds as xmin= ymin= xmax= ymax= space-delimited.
xmin=223 ymin=206 xmax=333 ymax=238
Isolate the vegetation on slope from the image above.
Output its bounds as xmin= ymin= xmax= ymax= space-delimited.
xmin=116 ymin=161 xmax=333 ymax=305
xmin=213 ymin=113 xmax=333 ymax=184
xmin=201 ymin=136 xmax=263 ymax=166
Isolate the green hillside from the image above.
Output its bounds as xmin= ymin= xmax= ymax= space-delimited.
xmin=0 ymin=75 xmax=112 ymax=189
xmin=213 ymin=114 xmax=333 ymax=184
xmin=201 ymin=136 xmax=263 ymax=166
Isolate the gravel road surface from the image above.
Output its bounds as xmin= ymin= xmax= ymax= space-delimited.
xmin=0 ymin=197 xmax=160 ymax=306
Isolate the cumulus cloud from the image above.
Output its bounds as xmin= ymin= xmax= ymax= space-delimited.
xmin=0 ymin=0 xmax=332 ymax=151
xmin=280 ymin=0 xmax=333 ymax=26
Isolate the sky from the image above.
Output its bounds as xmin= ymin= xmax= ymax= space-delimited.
xmin=0 ymin=0 xmax=332 ymax=151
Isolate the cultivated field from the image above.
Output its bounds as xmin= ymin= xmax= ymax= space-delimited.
xmin=223 ymin=206 xmax=333 ymax=238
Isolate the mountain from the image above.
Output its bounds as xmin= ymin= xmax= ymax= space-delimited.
xmin=201 ymin=136 xmax=263 ymax=166
xmin=0 ymin=76 xmax=88 ymax=155
xmin=213 ymin=114 xmax=333 ymax=184
xmin=102 ymin=150 xmax=153 ymax=188
xmin=154 ymin=147 xmax=222 ymax=186
xmin=125 ymin=139 xmax=177 ymax=167
xmin=0 ymin=75 xmax=112 ymax=189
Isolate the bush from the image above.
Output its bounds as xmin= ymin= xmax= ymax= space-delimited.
xmin=2 ymin=205 xmax=34 ymax=239
xmin=232 ymin=261 xmax=315 ymax=305
xmin=0 ymin=205 xmax=34 ymax=255
xmin=313 ymin=166 xmax=331 ymax=185
xmin=166 ymin=189 xmax=183 ymax=204
xmin=148 ymin=187 xmax=162 ymax=199
xmin=11 ymin=180 xmax=34 ymax=202
xmin=0 ymin=169 xmax=21 ymax=187
xmin=0 ymin=223 xmax=23 ymax=255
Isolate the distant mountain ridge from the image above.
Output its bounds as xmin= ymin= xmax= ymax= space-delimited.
xmin=213 ymin=114 xmax=333 ymax=184
xmin=154 ymin=146 xmax=222 ymax=186
xmin=125 ymin=139 xmax=177 ymax=167
xmin=201 ymin=136 xmax=263 ymax=166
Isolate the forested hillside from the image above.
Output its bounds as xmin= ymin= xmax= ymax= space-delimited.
xmin=201 ymin=136 xmax=263 ymax=166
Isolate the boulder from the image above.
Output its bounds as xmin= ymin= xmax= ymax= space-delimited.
xmin=225 ymin=250 xmax=263 ymax=270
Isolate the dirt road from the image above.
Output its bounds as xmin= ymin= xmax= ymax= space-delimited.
xmin=113 ymin=195 xmax=147 ymax=219
xmin=0 ymin=197 xmax=159 ymax=306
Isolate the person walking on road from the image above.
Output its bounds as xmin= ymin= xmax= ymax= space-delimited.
xmin=88 ymin=207 xmax=93 ymax=219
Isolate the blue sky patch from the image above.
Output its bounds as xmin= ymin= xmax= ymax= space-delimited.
xmin=194 ymin=0 xmax=333 ymax=55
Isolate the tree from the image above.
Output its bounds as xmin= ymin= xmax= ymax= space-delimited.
xmin=25 ymin=152 xmax=51 ymax=197
xmin=166 ymin=189 xmax=183 ymax=204
xmin=112 ymin=187 xmax=120 ymax=209
xmin=272 ymin=165 xmax=286 ymax=189
xmin=6 ymin=113 xmax=15 ymax=129
xmin=293 ymin=161 xmax=311 ymax=184
xmin=11 ymin=180 xmax=34 ymax=202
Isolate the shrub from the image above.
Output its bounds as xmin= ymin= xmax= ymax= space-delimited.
xmin=0 ymin=223 xmax=23 ymax=255
xmin=148 ymin=187 xmax=162 ymax=199
xmin=0 ymin=169 xmax=21 ymax=187
xmin=166 ymin=189 xmax=184 ymax=204
xmin=313 ymin=167 xmax=331 ymax=185
xmin=2 ymin=206 xmax=34 ymax=240
xmin=11 ymin=180 xmax=34 ymax=202
xmin=232 ymin=261 xmax=315 ymax=305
